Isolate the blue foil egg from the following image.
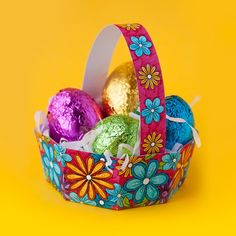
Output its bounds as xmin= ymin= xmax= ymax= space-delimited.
xmin=166 ymin=95 xmax=194 ymax=150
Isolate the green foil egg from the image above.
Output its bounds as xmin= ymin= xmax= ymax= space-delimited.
xmin=92 ymin=115 xmax=139 ymax=156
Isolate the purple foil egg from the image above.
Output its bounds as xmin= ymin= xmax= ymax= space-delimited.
xmin=47 ymin=88 xmax=103 ymax=143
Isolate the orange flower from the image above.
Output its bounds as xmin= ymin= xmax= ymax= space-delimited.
xmin=142 ymin=132 xmax=163 ymax=154
xmin=66 ymin=155 xmax=114 ymax=200
xmin=170 ymin=144 xmax=194 ymax=191
xmin=116 ymin=156 xmax=143 ymax=177
xmin=138 ymin=64 xmax=160 ymax=89
xmin=118 ymin=23 xmax=140 ymax=30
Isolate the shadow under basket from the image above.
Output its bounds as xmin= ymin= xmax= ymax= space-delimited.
xmin=35 ymin=130 xmax=195 ymax=210
xmin=34 ymin=23 xmax=196 ymax=210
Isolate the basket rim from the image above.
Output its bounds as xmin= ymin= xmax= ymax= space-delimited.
xmin=34 ymin=129 xmax=195 ymax=160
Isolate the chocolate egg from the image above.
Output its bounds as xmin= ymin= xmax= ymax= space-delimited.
xmin=166 ymin=95 xmax=194 ymax=150
xmin=92 ymin=115 xmax=139 ymax=156
xmin=102 ymin=61 xmax=139 ymax=116
xmin=47 ymin=88 xmax=103 ymax=143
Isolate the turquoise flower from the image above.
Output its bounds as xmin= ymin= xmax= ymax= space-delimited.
xmin=42 ymin=142 xmax=61 ymax=190
xmin=54 ymin=144 xmax=72 ymax=167
xmin=162 ymin=153 xmax=181 ymax=170
xmin=69 ymin=192 xmax=96 ymax=206
xmin=141 ymin=98 xmax=164 ymax=124
xmin=129 ymin=36 xmax=152 ymax=57
xmin=95 ymin=196 xmax=116 ymax=209
xmin=90 ymin=153 xmax=107 ymax=163
xmin=90 ymin=153 xmax=115 ymax=170
xmin=124 ymin=160 xmax=169 ymax=203
xmin=106 ymin=183 xmax=132 ymax=207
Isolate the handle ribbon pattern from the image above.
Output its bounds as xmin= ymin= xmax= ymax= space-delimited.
xmin=83 ymin=23 xmax=166 ymax=155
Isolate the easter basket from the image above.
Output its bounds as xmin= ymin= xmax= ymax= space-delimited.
xmin=35 ymin=23 xmax=197 ymax=210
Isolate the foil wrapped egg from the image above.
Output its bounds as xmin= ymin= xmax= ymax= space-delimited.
xmin=166 ymin=95 xmax=195 ymax=150
xmin=102 ymin=61 xmax=139 ymax=116
xmin=47 ymin=88 xmax=103 ymax=143
xmin=92 ymin=115 xmax=139 ymax=156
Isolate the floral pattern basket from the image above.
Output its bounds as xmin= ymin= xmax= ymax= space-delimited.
xmin=35 ymin=23 xmax=195 ymax=210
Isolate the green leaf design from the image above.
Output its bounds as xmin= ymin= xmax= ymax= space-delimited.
xmin=136 ymin=197 xmax=149 ymax=207
xmin=45 ymin=137 xmax=51 ymax=143
xmin=123 ymin=197 xmax=130 ymax=207
xmin=159 ymin=162 xmax=165 ymax=169
xmin=144 ymin=154 xmax=155 ymax=161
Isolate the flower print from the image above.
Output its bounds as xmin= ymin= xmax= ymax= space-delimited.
xmin=95 ymin=195 xmax=116 ymax=209
xmin=90 ymin=153 xmax=107 ymax=163
xmin=54 ymin=144 xmax=72 ymax=167
xmin=142 ymin=132 xmax=163 ymax=154
xmin=169 ymin=186 xmax=179 ymax=199
xmin=177 ymin=178 xmax=185 ymax=188
xmin=61 ymin=175 xmax=71 ymax=200
xmin=118 ymin=23 xmax=140 ymax=30
xmin=36 ymin=132 xmax=50 ymax=151
xmin=42 ymin=142 xmax=62 ymax=190
xmin=183 ymin=162 xmax=190 ymax=180
xmin=159 ymin=185 xmax=170 ymax=204
xmin=90 ymin=153 xmax=115 ymax=170
xmin=138 ymin=64 xmax=160 ymax=89
xmin=124 ymin=160 xmax=169 ymax=203
xmin=129 ymin=36 xmax=152 ymax=57
xmin=135 ymin=198 xmax=149 ymax=207
xmin=144 ymin=154 xmax=156 ymax=161
xmin=176 ymin=162 xmax=190 ymax=190
xmin=42 ymin=166 xmax=49 ymax=179
xmin=107 ymin=184 xmax=133 ymax=208
xmin=116 ymin=156 xmax=143 ymax=177
xmin=141 ymin=98 xmax=164 ymax=124
xmin=66 ymin=155 xmax=114 ymax=200
xmin=69 ymin=192 xmax=96 ymax=206
xmin=161 ymin=153 xmax=181 ymax=170
xmin=170 ymin=143 xmax=194 ymax=191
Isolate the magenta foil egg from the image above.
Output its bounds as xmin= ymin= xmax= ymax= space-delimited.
xmin=47 ymin=88 xmax=103 ymax=143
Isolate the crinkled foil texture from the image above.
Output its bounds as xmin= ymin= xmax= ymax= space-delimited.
xmin=102 ymin=61 xmax=139 ymax=116
xmin=166 ymin=95 xmax=194 ymax=150
xmin=92 ymin=115 xmax=139 ymax=156
xmin=48 ymin=88 xmax=102 ymax=143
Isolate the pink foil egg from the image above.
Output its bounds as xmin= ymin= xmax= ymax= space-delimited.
xmin=47 ymin=88 xmax=103 ymax=143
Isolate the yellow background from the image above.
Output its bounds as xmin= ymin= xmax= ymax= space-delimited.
xmin=0 ymin=0 xmax=235 ymax=235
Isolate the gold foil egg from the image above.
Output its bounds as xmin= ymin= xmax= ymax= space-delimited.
xmin=102 ymin=61 xmax=138 ymax=116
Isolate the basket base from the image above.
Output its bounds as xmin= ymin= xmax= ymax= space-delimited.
xmin=35 ymin=130 xmax=194 ymax=210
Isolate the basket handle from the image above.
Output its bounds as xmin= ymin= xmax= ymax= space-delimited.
xmin=83 ymin=23 xmax=166 ymax=155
